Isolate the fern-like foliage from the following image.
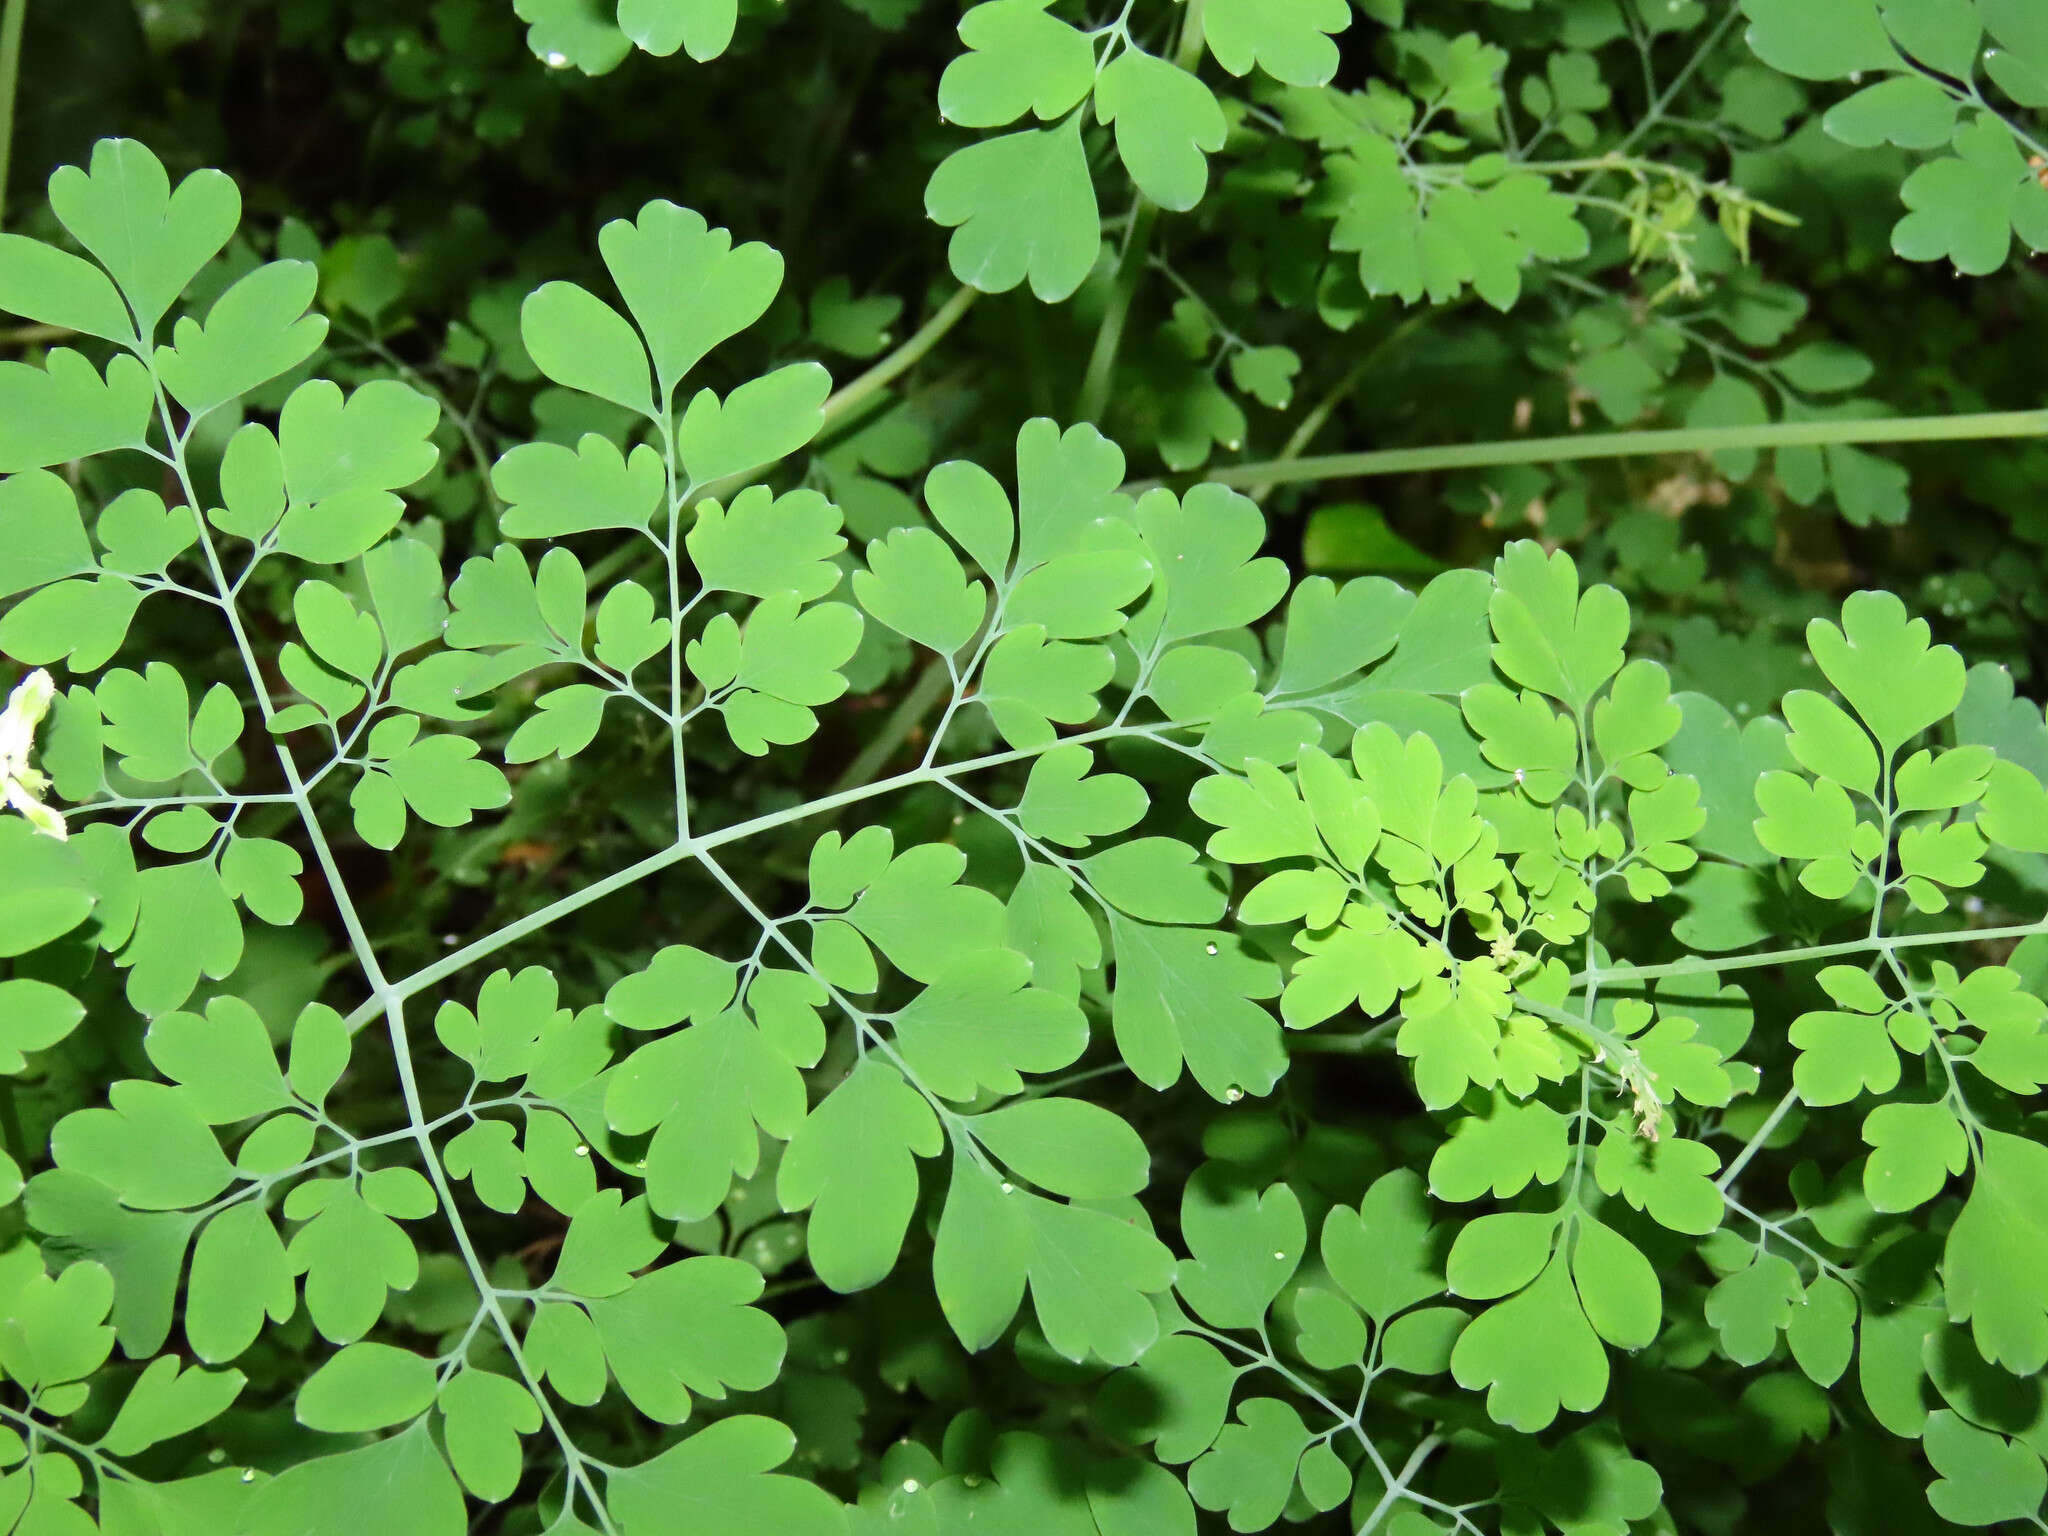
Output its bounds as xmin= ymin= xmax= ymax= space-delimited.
xmin=4 ymin=138 xmax=2048 ymax=1535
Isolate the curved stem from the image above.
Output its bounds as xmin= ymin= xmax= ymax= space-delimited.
xmin=819 ymin=284 xmax=978 ymax=435
xmin=1075 ymin=0 xmax=1205 ymax=423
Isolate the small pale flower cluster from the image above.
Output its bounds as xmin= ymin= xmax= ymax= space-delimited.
xmin=1 ymin=669 xmax=66 ymax=841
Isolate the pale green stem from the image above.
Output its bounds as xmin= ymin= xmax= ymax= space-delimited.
xmin=343 ymin=719 xmax=1204 ymax=1027
xmin=818 ymin=284 xmax=978 ymax=435
xmin=1576 ymin=913 xmax=2048 ymax=989
xmin=0 ymin=0 xmax=25 ymax=231
xmin=1074 ymin=0 xmax=1205 ymax=423
xmin=1715 ymin=1086 xmax=1799 ymax=1193
xmin=1129 ymin=409 xmax=2048 ymax=496
xmin=151 ymin=370 xmax=613 ymax=1529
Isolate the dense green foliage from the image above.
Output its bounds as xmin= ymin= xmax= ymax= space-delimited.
xmin=4 ymin=1 xmax=2048 ymax=1533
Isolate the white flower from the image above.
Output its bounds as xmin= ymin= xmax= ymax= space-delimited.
xmin=1 ymin=669 xmax=66 ymax=840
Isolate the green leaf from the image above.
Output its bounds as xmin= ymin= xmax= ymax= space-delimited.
xmin=0 ymin=469 xmax=95 ymax=598
xmin=101 ymin=1354 xmax=246 ymax=1456
xmin=155 ymin=259 xmax=326 ymax=418
xmin=853 ymin=527 xmax=986 ymax=653
xmin=778 ymin=1059 xmax=943 ymax=1291
xmin=1783 ymin=688 xmax=1879 ymax=796
xmin=1322 ymin=1170 xmax=1442 ymax=1324
xmin=0 ymin=233 xmax=137 ymax=344
xmin=1131 ymin=484 xmax=1289 ymax=647
xmin=520 ymin=279 xmax=654 ymax=418
xmin=1592 ymin=1130 xmax=1725 ymax=1234
xmin=1082 ymin=837 xmax=1224 ymax=924
xmin=1671 ymin=700 xmax=1785 ymax=856
xmin=48 ymin=138 xmax=239 ymax=331
xmin=0 ymin=978 xmax=85 ymax=1071
xmin=1946 ymin=1130 xmax=2048 ymax=1374
xmin=1570 ymin=1216 xmax=1661 ymax=1352
xmin=1107 ymin=916 xmax=1286 ymax=1101
xmin=0 ymin=350 xmax=154 ymax=472
xmin=187 ymin=1202 xmax=294 ymax=1362
xmin=1202 ymin=0 xmax=1350 ymax=86
xmin=607 ymin=1008 xmax=804 ymax=1221
xmin=296 ymin=1342 xmax=438 ymax=1432
xmin=972 ymin=1097 xmax=1149 ymax=1200
xmin=437 ymin=1368 xmax=541 ymax=1501
xmin=1175 ymin=1165 xmax=1304 ymax=1330
xmin=688 ymin=486 xmax=846 ymax=601
xmin=1430 ymin=1094 xmax=1571 ymax=1201
xmin=617 ymin=0 xmax=737 ymax=62
xmin=938 ymin=0 xmax=1094 ymax=128
xmin=1736 ymin=0 xmax=1897 ymax=80
xmin=1488 ymin=541 xmax=1628 ymax=712
xmin=678 ymin=362 xmax=831 ymax=487
xmin=607 ymin=1417 xmax=848 ymax=1536
xmin=933 ymin=1156 xmax=1173 ymax=1363
xmin=1015 ymin=745 xmax=1147 ymax=847
xmin=1275 ymin=575 xmax=1412 ymax=698
xmin=1704 ymin=1252 xmax=1801 ymax=1366
xmin=926 ymin=456 xmax=1015 ymax=580
xmin=891 ymin=950 xmax=1087 ymax=1099
xmin=1095 ymin=50 xmax=1227 ymax=212
xmin=596 ymin=200 xmax=779 ymax=401
xmin=1096 ymin=1334 xmax=1236 ymax=1463
xmin=270 ymin=378 xmax=441 ymax=563
xmin=286 ymin=1183 xmax=421 ymax=1343
xmin=1893 ymin=116 xmax=2048 ymax=277
xmin=242 ymin=1424 xmax=464 ymax=1536
xmin=51 ymin=1082 xmax=233 ymax=1210
xmin=493 ymin=433 xmax=664 ymax=539
xmin=1786 ymin=1274 xmax=1857 ymax=1386
xmin=1823 ymin=75 xmax=1960 ymax=151
xmin=0 ymin=1251 xmax=116 ymax=1393
xmin=584 ymin=1257 xmax=785 ymax=1422
xmin=926 ymin=120 xmax=1101 ymax=303
xmin=1790 ymin=1006 xmax=1900 ymax=1106
xmin=1923 ymin=1410 xmax=2048 ymax=1526
xmin=842 ymin=837 xmax=1006 ymax=983
xmin=1451 ymin=1250 xmax=1609 ymax=1431
xmin=143 ymin=997 xmax=291 ymax=1122
xmin=1807 ymin=589 xmax=1966 ymax=755
xmin=976 ymin=626 xmax=1112 ymax=747
xmin=1187 ymin=1397 xmax=1315 ymax=1529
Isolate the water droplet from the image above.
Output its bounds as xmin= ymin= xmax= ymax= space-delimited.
xmin=999 ymin=1181 xmax=1015 ymax=1194
xmin=240 ymin=1469 xmax=256 ymax=1484
xmin=902 ymin=1479 xmax=922 ymax=1494
xmin=574 ymin=1144 xmax=590 ymax=1157
xmin=208 ymin=1449 xmax=227 ymax=1464
xmin=1224 ymin=1085 xmax=1244 ymax=1103
xmin=1271 ymin=1250 xmax=1286 ymax=1260
xmin=544 ymin=50 xmax=570 ymax=67
xmin=441 ymin=933 xmax=460 ymax=945
xmin=963 ymin=1475 xmax=984 ymax=1488
xmin=1205 ymin=942 xmax=1218 ymax=955
xmin=1849 ymin=71 xmax=1863 ymax=83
